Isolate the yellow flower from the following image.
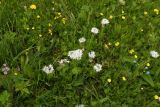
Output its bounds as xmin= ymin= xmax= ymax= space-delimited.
xmin=26 ymin=27 xmax=29 ymax=30
xmin=108 ymin=42 xmax=112 ymax=46
xmin=100 ymin=13 xmax=104 ymax=16
xmin=14 ymin=72 xmax=18 ymax=76
xmin=48 ymin=23 xmax=52 ymax=27
xmin=144 ymin=11 xmax=148 ymax=15
xmin=30 ymin=4 xmax=36 ymax=10
xmin=37 ymin=15 xmax=40 ymax=19
xmin=154 ymin=95 xmax=159 ymax=100
xmin=104 ymin=44 xmax=109 ymax=49
xmin=122 ymin=76 xmax=126 ymax=81
xmin=146 ymin=63 xmax=150 ymax=67
xmin=122 ymin=16 xmax=125 ymax=20
xmin=129 ymin=49 xmax=135 ymax=54
xmin=62 ymin=18 xmax=67 ymax=24
xmin=115 ymin=42 xmax=120 ymax=46
xmin=32 ymin=27 xmax=35 ymax=30
xmin=122 ymin=10 xmax=124 ymax=14
xmin=141 ymin=29 xmax=143 ymax=32
xmin=134 ymin=55 xmax=138 ymax=59
xmin=154 ymin=9 xmax=159 ymax=15
xmin=109 ymin=15 xmax=113 ymax=19
xmin=39 ymin=34 xmax=42 ymax=37
xmin=107 ymin=78 xmax=112 ymax=83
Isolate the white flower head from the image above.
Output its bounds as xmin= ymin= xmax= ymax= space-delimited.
xmin=42 ymin=64 xmax=54 ymax=74
xmin=79 ymin=37 xmax=86 ymax=43
xmin=75 ymin=104 xmax=84 ymax=107
xmin=88 ymin=51 xmax=96 ymax=59
xmin=58 ymin=59 xmax=70 ymax=64
xmin=68 ymin=49 xmax=83 ymax=60
xmin=91 ymin=27 xmax=99 ymax=34
xmin=93 ymin=63 xmax=102 ymax=72
xmin=101 ymin=18 xmax=109 ymax=25
xmin=150 ymin=50 xmax=159 ymax=58
xmin=1 ymin=63 xmax=10 ymax=75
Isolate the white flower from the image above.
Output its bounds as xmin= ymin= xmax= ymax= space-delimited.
xmin=79 ymin=37 xmax=86 ymax=43
xmin=150 ymin=50 xmax=159 ymax=58
xmin=88 ymin=51 xmax=96 ymax=59
xmin=75 ymin=104 xmax=84 ymax=107
xmin=68 ymin=49 xmax=83 ymax=60
xmin=1 ymin=63 xmax=10 ymax=75
xmin=91 ymin=27 xmax=99 ymax=34
xmin=93 ymin=63 xmax=102 ymax=72
xmin=42 ymin=64 xmax=54 ymax=74
xmin=58 ymin=59 xmax=70 ymax=64
xmin=101 ymin=18 xmax=109 ymax=25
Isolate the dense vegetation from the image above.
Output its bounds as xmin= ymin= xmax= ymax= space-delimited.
xmin=0 ymin=0 xmax=160 ymax=106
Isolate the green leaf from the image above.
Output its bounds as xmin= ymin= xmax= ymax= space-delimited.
xmin=142 ymin=74 xmax=154 ymax=87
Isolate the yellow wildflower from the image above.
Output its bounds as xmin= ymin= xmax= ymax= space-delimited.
xmin=48 ymin=23 xmax=52 ymax=27
xmin=134 ymin=55 xmax=138 ymax=59
xmin=115 ymin=42 xmax=120 ymax=47
xmin=37 ymin=15 xmax=40 ymax=19
xmin=14 ymin=72 xmax=18 ymax=76
xmin=144 ymin=11 xmax=148 ymax=15
xmin=109 ymin=15 xmax=113 ymax=19
xmin=129 ymin=49 xmax=135 ymax=54
xmin=39 ymin=34 xmax=42 ymax=37
xmin=62 ymin=18 xmax=67 ymax=24
xmin=30 ymin=4 xmax=36 ymax=10
xmin=32 ymin=27 xmax=35 ymax=30
xmin=100 ymin=13 xmax=104 ymax=16
xmin=154 ymin=9 xmax=159 ymax=15
xmin=122 ymin=76 xmax=126 ymax=81
xmin=122 ymin=16 xmax=125 ymax=20
xmin=107 ymin=78 xmax=112 ymax=83
xmin=146 ymin=63 xmax=150 ymax=67
xmin=154 ymin=95 xmax=159 ymax=100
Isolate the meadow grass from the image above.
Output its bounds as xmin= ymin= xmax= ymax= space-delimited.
xmin=0 ymin=0 xmax=160 ymax=106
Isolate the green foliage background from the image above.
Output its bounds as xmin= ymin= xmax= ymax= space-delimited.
xmin=0 ymin=0 xmax=160 ymax=106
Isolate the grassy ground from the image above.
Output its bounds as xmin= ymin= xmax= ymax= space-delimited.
xmin=0 ymin=0 xmax=160 ymax=106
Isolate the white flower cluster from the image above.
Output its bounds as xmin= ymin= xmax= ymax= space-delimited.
xmin=150 ymin=50 xmax=159 ymax=58
xmin=91 ymin=27 xmax=99 ymax=34
xmin=68 ymin=49 xmax=83 ymax=60
xmin=101 ymin=18 xmax=109 ymax=25
xmin=42 ymin=64 xmax=54 ymax=74
xmin=79 ymin=37 xmax=86 ymax=43
xmin=58 ymin=59 xmax=70 ymax=64
xmin=1 ymin=63 xmax=10 ymax=75
xmin=88 ymin=51 xmax=96 ymax=59
xmin=93 ymin=63 xmax=102 ymax=72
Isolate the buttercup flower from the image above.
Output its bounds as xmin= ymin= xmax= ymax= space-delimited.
xmin=154 ymin=9 xmax=159 ymax=15
xmin=101 ymin=18 xmax=109 ymax=25
xmin=30 ymin=4 xmax=36 ymax=10
xmin=91 ymin=27 xmax=99 ymax=34
xmin=79 ymin=37 xmax=86 ymax=43
xmin=122 ymin=76 xmax=126 ymax=81
xmin=93 ymin=63 xmax=102 ymax=72
xmin=68 ymin=49 xmax=83 ymax=60
xmin=154 ymin=95 xmax=159 ymax=100
xmin=107 ymin=78 xmax=112 ymax=83
xmin=88 ymin=51 xmax=96 ymax=59
xmin=144 ymin=11 xmax=148 ymax=15
xmin=42 ymin=64 xmax=54 ymax=74
xmin=150 ymin=50 xmax=159 ymax=58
